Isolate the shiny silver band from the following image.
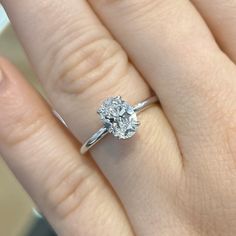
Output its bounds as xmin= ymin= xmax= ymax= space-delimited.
xmin=80 ymin=96 xmax=159 ymax=154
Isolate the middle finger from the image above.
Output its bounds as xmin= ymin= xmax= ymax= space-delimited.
xmin=88 ymin=0 xmax=236 ymax=169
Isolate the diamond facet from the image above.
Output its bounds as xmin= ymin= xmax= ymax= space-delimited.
xmin=97 ymin=96 xmax=139 ymax=139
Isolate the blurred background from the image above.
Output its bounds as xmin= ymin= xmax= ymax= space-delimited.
xmin=0 ymin=5 xmax=56 ymax=236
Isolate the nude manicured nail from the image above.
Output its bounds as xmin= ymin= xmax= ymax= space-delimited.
xmin=0 ymin=67 xmax=7 ymax=91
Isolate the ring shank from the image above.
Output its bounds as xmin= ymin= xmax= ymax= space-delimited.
xmin=133 ymin=96 xmax=159 ymax=113
xmin=80 ymin=96 xmax=159 ymax=154
xmin=80 ymin=127 xmax=108 ymax=154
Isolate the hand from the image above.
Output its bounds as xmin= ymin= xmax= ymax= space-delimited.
xmin=1 ymin=1 xmax=236 ymax=235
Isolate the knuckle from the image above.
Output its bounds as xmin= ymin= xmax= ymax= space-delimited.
xmin=45 ymin=33 xmax=128 ymax=97
xmin=93 ymin=0 xmax=175 ymax=20
xmin=95 ymin=0 xmax=158 ymax=7
xmin=45 ymin=165 xmax=99 ymax=219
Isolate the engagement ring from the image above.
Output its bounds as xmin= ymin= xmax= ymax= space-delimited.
xmin=80 ymin=96 xmax=159 ymax=154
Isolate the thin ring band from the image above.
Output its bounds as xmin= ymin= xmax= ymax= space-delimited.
xmin=80 ymin=96 xmax=159 ymax=154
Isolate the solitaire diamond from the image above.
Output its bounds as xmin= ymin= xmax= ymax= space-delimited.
xmin=97 ymin=96 xmax=140 ymax=139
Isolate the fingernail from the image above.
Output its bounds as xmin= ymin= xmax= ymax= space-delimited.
xmin=0 ymin=68 xmax=7 ymax=91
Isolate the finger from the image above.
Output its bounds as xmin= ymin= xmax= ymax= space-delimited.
xmin=191 ymin=0 xmax=236 ymax=63
xmin=0 ymin=58 xmax=133 ymax=236
xmin=1 ymin=1 xmax=183 ymax=234
xmin=88 ymin=0 xmax=236 ymax=167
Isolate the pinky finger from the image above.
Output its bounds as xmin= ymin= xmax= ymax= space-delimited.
xmin=0 ymin=58 xmax=133 ymax=236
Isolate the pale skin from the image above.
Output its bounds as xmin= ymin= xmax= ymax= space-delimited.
xmin=0 ymin=0 xmax=236 ymax=235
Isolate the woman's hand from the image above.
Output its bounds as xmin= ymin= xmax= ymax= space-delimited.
xmin=1 ymin=0 xmax=236 ymax=235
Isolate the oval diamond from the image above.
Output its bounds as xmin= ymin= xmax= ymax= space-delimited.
xmin=97 ymin=96 xmax=139 ymax=139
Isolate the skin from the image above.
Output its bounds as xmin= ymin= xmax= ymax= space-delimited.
xmin=0 ymin=0 xmax=236 ymax=235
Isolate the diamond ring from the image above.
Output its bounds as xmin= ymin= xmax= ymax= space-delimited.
xmin=80 ymin=95 xmax=159 ymax=154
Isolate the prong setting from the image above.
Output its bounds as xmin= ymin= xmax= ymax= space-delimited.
xmin=97 ymin=96 xmax=139 ymax=139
